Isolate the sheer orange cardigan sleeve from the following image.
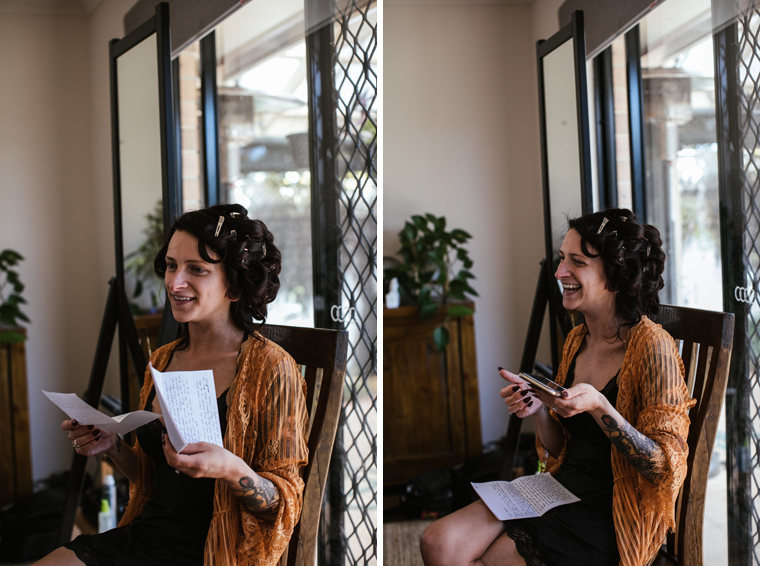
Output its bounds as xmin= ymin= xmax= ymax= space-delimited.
xmin=536 ymin=316 xmax=695 ymax=566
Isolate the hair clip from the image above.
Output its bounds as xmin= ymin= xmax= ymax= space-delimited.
xmin=261 ymin=241 xmax=267 ymax=259
xmin=229 ymin=212 xmax=242 ymax=218
xmin=214 ymin=216 xmax=225 ymax=237
xmin=647 ymin=243 xmax=651 ymax=257
xmin=597 ymin=217 xmax=609 ymax=235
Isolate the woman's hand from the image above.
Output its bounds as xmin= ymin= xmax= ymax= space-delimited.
xmin=62 ymin=419 xmax=121 ymax=458
xmin=498 ymin=368 xmax=544 ymax=418
xmin=162 ymin=434 xmax=237 ymax=479
xmin=532 ymin=383 xmax=606 ymax=418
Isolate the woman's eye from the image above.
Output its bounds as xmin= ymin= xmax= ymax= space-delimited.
xmin=166 ymin=262 xmax=177 ymax=271
xmin=191 ymin=266 xmax=207 ymax=274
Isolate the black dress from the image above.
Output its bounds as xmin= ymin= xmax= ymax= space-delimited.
xmin=505 ymin=359 xmax=620 ymax=566
xmin=64 ymin=388 xmax=229 ymax=566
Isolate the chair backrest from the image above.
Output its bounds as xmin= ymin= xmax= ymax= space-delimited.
xmin=651 ymin=305 xmax=734 ymax=566
xmin=261 ymin=324 xmax=349 ymax=566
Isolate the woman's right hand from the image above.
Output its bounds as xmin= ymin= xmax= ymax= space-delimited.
xmin=62 ymin=419 xmax=120 ymax=458
xmin=498 ymin=368 xmax=545 ymax=418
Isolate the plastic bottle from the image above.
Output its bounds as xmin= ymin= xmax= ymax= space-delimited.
xmin=385 ymin=278 xmax=400 ymax=309
xmin=102 ymin=474 xmax=117 ymax=530
xmin=98 ymin=498 xmax=114 ymax=532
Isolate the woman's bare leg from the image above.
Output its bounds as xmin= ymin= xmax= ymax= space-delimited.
xmin=31 ymin=546 xmax=85 ymax=566
xmin=420 ymin=500 xmax=525 ymax=566
xmin=481 ymin=533 xmax=526 ymax=566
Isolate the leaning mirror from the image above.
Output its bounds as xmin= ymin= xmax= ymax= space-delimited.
xmin=109 ymin=2 xmax=178 ymax=409
xmin=536 ymin=10 xmax=592 ymax=368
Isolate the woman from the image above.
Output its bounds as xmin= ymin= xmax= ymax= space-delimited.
xmin=420 ymin=209 xmax=694 ymax=566
xmin=36 ymin=204 xmax=309 ymax=566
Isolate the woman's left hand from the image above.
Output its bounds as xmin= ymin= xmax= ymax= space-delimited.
xmin=532 ymin=383 xmax=605 ymax=418
xmin=162 ymin=433 xmax=238 ymax=479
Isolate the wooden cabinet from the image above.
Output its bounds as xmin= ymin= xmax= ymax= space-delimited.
xmin=0 ymin=328 xmax=32 ymax=505
xmin=383 ymin=305 xmax=481 ymax=487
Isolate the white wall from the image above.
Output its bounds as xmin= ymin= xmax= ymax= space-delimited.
xmin=384 ymin=0 xmax=564 ymax=444
xmin=0 ymin=0 xmax=138 ymax=482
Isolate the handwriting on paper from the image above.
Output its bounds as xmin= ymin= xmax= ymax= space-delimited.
xmin=43 ymin=391 xmax=160 ymax=435
xmin=471 ymin=473 xmax=580 ymax=520
xmin=149 ymin=363 xmax=223 ymax=453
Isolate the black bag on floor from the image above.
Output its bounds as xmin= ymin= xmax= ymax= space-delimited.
xmin=0 ymin=486 xmax=65 ymax=562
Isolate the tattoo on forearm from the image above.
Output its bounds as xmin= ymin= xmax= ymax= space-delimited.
xmin=600 ymin=414 xmax=666 ymax=482
xmin=233 ymin=476 xmax=280 ymax=518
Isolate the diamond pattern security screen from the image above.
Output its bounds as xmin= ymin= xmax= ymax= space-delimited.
xmin=738 ymin=7 xmax=760 ymax=563
xmin=719 ymin=3 xmax=760 ymax=563
xmin=331 ymin=0 xmax=377 ymax=564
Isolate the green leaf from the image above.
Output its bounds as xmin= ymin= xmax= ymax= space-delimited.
xmin=133 ymin=279 xmax=144 ymax=299
xmin=412 ymin=215 xmax=428 ymax=231
xmin=457 ymin=270 xmax=476 ymax=280
xmin=402 ymin=223 xmax=416 ymax=242
xmin=433 ymin=325 xmax=449 ymax=351
xmin=14 ymin=311 xmax=30 ymax=323
xmin=432 ymin=216 xmax=446 ymax=232
xmin=420 ymin=302 xmax=439 ymax=320
xmin=449 ymin=288 xmax=466 ymax=301
xmin=451 ymin=229 xmax=472 ymax=242
xmin=447 ymin=305 xmax=474 ymax=317
xmin=0 ymin=330 xmax=27 ymax=343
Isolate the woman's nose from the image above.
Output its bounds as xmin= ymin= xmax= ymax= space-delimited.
xmin=555 ymin=260 xmax=567 ymax=279
xmin=167 ymin=271 xmax=187 ymax=290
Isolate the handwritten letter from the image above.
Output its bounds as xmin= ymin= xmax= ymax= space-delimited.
xmin=471 ymin=474 xmax=580 ymax=521
xmin=150 ymin=363 xmax=223 ymax=453
xmin=42 ymin=391 xmax=160 ymax=435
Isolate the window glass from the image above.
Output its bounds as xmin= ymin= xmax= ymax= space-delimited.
xmin=639 ymin=2 xmax=726 ymax=564
xmin=640 ymin=0 xmax=721 ymax=311
xmin=215 ymin=0 xmax=313 ymax=327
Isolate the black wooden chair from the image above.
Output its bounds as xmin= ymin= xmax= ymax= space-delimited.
xmin=261 ymin=325 xmax=348 ymax=566
xmin=649 ymin=305 xmax=734 ymax=566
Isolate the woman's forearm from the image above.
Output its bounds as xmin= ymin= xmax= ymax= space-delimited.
xmin=590 ymin=400 xmax=666 ymax=482
xmin=533 ymin=405 xmax=565 ymax=458
xmin=224 ymin=457 xmax=280 ymax=520
xmin=105 ymin=436 xmax=140 ymax=483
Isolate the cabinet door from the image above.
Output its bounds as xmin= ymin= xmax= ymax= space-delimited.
xmin=383 ymin=309 xmax=479 ymax=486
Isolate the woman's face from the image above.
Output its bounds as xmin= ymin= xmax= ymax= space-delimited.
xmin=164 ymin=230 xmax=233 ymax=324
xmin=555 ymin=228 xmax=616 ymax=319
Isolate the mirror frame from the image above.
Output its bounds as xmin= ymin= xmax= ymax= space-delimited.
xmin=109 ymin=2 xmax=179 ymax=407
xmin=536 ymin=10 xmax=592 ymax=370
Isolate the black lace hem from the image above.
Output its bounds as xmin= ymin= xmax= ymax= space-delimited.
xmin=505 ymin=523 xmax=558 ymax=566
xmin=64 ymin=535 xmax=114 ymax=566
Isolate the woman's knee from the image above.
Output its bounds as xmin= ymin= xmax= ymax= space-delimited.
xmin=420 ymin=519 xmax=453 ymax=565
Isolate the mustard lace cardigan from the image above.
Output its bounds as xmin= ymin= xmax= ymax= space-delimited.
xmin=119 ymin=334 xmax=309 ymax=566
xmin=537 ymin=316 xmax=695 ymax=566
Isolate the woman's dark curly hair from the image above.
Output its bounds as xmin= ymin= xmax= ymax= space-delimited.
xmin=567 ymin=208 xmax=665 ymax=329
xmin=154 ymin=203 xmax=281 ymax=348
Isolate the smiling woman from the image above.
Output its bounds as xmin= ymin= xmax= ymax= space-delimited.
xmin=34 ymin=204 xmax=308 ymax=566
xmin=421 ymin=209 xmax=694 ymax=566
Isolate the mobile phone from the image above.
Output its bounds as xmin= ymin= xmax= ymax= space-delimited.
xmin=518 ymin=372 xmax=565 ymax=397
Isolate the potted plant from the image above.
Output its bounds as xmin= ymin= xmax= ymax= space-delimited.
xmin=0 ymin=249 xmax=30 ymax=343
xmin=384 ymin=213 xmax=478 ymax=351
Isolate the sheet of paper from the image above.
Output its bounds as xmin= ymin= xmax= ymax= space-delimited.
xmin=42 ymin=391 xmax=160 ymax=435
xmin=149 ymin=363 xmax=223 ymax=453
xmin=471 ymin=474 xmax=580 ymax=521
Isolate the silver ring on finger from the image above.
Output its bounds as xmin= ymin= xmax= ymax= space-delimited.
xmin=73 ymin=441 xmax=78 ymax=450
